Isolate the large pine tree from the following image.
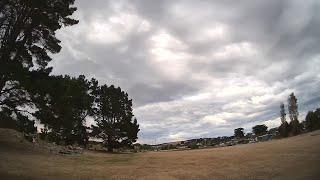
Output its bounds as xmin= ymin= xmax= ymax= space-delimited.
xmin=33 ymin=75 xmax=95 ymax=146
xmin=91 ymin=85 xmax=140 ymax=152
xmin=0 ymin=0 xmax=78 ymax=132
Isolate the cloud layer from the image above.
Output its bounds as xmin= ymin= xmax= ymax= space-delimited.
xmin=50 ymin=0 xmax=320 ymax=144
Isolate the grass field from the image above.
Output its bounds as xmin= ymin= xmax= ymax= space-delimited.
xmin=1 ymin=129 xmax=320 ymax=179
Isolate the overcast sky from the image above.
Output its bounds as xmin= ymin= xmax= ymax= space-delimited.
xmin=50 ymin=0 xmax=320 ymax=144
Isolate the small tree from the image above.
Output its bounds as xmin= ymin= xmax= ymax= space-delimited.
xmin=305 ymin=109 xmax=320 ymax=131
xmin=252 ymin=124 xmax=268 ymax=136
xmin=278 ymin=103 xmax=290 ymax=137
xmin=234 ymin=128 xmax=244 ymax=139
xmin=288 ymin=93 xmax=301 ymax=135
xmin=279 ymin=121 xmax=290 ymax=137
xmin=91 ymin=85 xmax=140 ymax=152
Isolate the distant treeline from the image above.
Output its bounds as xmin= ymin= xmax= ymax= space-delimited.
xmin=0 ymin=0 xmax=139 ymax=152
xmin=137 ymin=93 xmax=320 ymax=151
xmin=234 ymin=93 xmax=320 ymax=140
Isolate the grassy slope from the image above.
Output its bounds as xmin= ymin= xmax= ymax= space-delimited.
xmin=0 ymin=128 xmax=320 ymax=179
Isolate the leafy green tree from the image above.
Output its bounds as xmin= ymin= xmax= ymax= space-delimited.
xmin=34 ymin=75 xmax=95 ymax=146
xmin=91 ymin=85 xmax=140 ymax=152
xmin=305 ymin=109 xmax=320 ymax=131
xmin=234 ymin=128 xmax=244 ymax=139
xmin=287 ymin=93 xmax=301 ymax=135
xmin=279 ymin=121 xmax=290 ymax=137
xmin=0 ymin=0 xmax=78 ymax=132
xmin=252 ymin=124 xmax=268 ymax=136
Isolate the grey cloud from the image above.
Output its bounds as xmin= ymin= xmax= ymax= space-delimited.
xmin=51 ymin=0 xmax=320 ymax=143
xmin=129 ymin=81 xmax=198 ymax=106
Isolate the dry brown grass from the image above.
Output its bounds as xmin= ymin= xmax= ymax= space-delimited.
xmin=1 ymin=129 xmax=320 ymax=179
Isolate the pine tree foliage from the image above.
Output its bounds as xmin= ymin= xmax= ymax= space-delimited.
xmin=0 ymin=0 xmax=78 ymax=133
xmin=234 ymin=128 xmax=244 ymax=139
xmin=252 ymin=124 xmax=268 ymax=136
xmin=33 ymin=75 xmax=95 ymax=146
xmin=91 ymin=85 xmax=140 ymax=152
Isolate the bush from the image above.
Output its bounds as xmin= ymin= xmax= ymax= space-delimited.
xmin=188 ymin=144 xmax=199 ymax=149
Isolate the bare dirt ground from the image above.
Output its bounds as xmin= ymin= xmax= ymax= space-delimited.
xmin=1 ymin=128 xmax=320 ymax=180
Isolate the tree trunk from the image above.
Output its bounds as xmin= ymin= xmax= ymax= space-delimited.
xmin=107 ymin=136 xmax=113 ymax=152
xmin=107 ymin=145 xmax=113 ymax=152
